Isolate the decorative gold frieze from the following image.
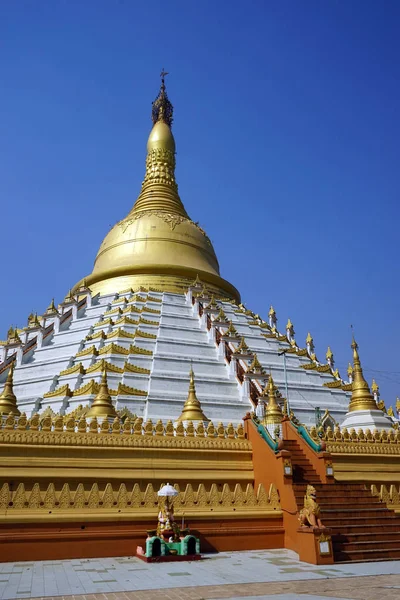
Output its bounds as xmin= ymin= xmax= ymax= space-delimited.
xmin=147 ymin=296 xmax=162 ymax=303
xmin=98 ymin=343 xmax=130 ymax=356
xmin=43 ymin=384 xmax=73 ymax=398
xmin=114 ymin=316 xmax=139 ymax=326
xmin=0 ymin=417 xmax=248 ymax=449
xmin=86 ymin=360 xmax=124 ymax=374
xmin=93 ymin=318 xmax=114 ymax=328
xmin=76 ymin=345 xmax=98 ymax=358
xmin=59 ymin=363 xmax=85 ymax=376
xmin=142 ymin=306 xmax=161 ymax=315
xmin=124 ymin=362 xmax=151 ymax=375
xmin=139 ymin=317 xmax=159 ymax=326
xmin=129 ymin=344 xmax=153 ymax=356
xmin=134 ymin=330 xmax=157 ymax=339
xmin=72 ymin=380 xmax=100 ymax=397
xmin=106 ymin=328 xmax=136 ymax=340
xmin=0 ymin=481 xmax=279 ymax=517
xmin=117 ymin=383 xmax=147 ymax=396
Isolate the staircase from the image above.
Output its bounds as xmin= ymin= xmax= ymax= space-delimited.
xmin=286 ymin=439 xmax=400 ymax=562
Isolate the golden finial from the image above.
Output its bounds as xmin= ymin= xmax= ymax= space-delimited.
xmin=214 ymin=307 xmax=228 ymax=323
xmin=264 ymin=374 xmax=283 ymax=425
xmin=191 ymin=274 xmax=202 ymax=288
xmin=205 ymin=295 xmax=218 ymax=310
xmin=45 ymin=298 xmax=59 ymax=315
xmin=286 ymin=318 xmax=294 ymax=332
xmin=224 ymin=322 xmax=239 ymax=337
xmin=348 ymin=337 xmax=378 ymax=412
xmin=248 ymin=353 xmax=265 ymax=375
xmin=64 ymin=289 xmax=75 ymax=304
xmin=269 ymin=306 xmax=276 ymax=317
xmin=234 ymin=337 xmax=250 ymax=354
xmin=0 ymin=362 xmax=20 ymax=416
xmin=177 ymin=368 xmax=209 ymax=422
xmin=7 ymin=327 xmax=21 ymax=344
xmin=86 ymin=366 xmax=117 ymax=419
xmin=151 ymin=69 xmax=173 ymax=127
xmin=326 ymin=347 xmax=333 ymax=361
xmin=347 ymin=362 xmax=353 ymax=377
xmin=29 ymin=313 xmax=42 ymax=328
xmin=388 ymin=406 xmax=394 ymax=417
xmin=306 ymin=332 xmax=313 ymax=344
xmin=371 ymin=379 xmax=379 ymax=394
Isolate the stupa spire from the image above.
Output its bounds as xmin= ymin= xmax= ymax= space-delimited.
xmin=75 ymin=74 xmax=240 ymax=301
xmin=0 ymin=362 xmax=20 ymax=416
xmin=86 ymin=367 xmax=117 ymax=419
xmin=129 ymin=71 xmax=188 ymax=217
xmin=348 ymin=336 xmax=378 ymax=412
xmin=177 ymin=367 xmax=209 ymax=422
xmin=264 ymin=374 xmax=283 ymax=425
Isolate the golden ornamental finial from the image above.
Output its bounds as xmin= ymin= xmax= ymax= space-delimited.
xmin=269 ymin=306 xmax=276 ymax=317
xmin=0 ymin=361 xmax=20 ymax=416
xmin=371 ymin=379 xmax=379 ymax=394
xmin=248 ymin=353 xmax=265 ymax=375
xmin=264 ymin=374 xmax=283 ymax=425
xmin=347 ymin=362 xmax=353 ymax=376
xmin=306 ymin=332 xmax=313 ymax=344
xmin=152 ymin=69 xmax=173 ymax=127
xmin=348 ymin=337 xmax=377 ymax=413
xmin=86 ymin=365 xmax=117 ymax=419
xmin=177 ymin=368 xmax=209 ymax=422
xmin=326 ymin=347 xmax=333 ymax=360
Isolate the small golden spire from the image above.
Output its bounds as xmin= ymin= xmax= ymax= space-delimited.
xmin=234 ymin=337 xmax=250 ymax=354
xmin=286 ymin=318 xmax=294 ymax=332
xmin=326 ymin=347 xmax=333 ymax=361
xmin=306 ymin=332 xmax=313 ymax=344
xmin=191 ymin=274 xmax=202 ymax=288
xmin=214 ymin=307 xmax=228 ymax=323
xmin=29 ymin=313 xmax=42 ymax=328
xmin=0 ymin=362 xmax=20 ymax=416
xmin=269 ymin=306 xmax=276 ymax=317
xmin=224 ymin=322 xmax=239 ymax=337
xmin=86 ymin=366 xmax=117 ymax=419
xmin=177 ymin=368 xmax=209 ymax=422
xmin=264 ymin=374 xmax=283 ymax=425
xmin=64 ymin=289 xmax=75 ymax=304
xmin=371 ymin=379 xmax=379 ymax=394
xmin=348 ymin=337 xmax=378 ymax=412
xmin=347 ymin=362 xmax=353 ymax=377
xmin=45 ymin=299 xmax=59 ymax=315
xmin=205 ymin=295 xmax=218 ymax=310
xmin=7 ymin=327 xmax=21 ymax=344
xmin=247 ymin=353 xmax=265 ymax=375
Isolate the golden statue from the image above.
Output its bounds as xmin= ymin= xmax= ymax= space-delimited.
xmin=156 ymin=498 xmax=180 ymax=542
xmin=298 ymin=485 xmax=325 ymax=529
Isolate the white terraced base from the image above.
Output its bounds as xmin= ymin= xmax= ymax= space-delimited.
xmin=0 ymin=289 xmax=352 ymax=425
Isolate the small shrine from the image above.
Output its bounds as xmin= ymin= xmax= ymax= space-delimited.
xmin=136 ymin=483 xmax=201 ymax=562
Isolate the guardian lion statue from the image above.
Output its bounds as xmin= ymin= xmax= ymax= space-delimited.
xmin=298 ymin=484 xmax=325 ymax=529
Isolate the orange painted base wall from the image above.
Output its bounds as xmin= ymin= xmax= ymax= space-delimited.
xmin=0 ymin=517 xmax=284 ymax=562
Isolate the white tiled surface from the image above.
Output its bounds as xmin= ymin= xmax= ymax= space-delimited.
xmin=0 ymin=549 xmax=400 ymax=599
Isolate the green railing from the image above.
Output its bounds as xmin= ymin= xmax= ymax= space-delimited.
xmin=296 ymin=424 xmax=323 ymax=453
xmin=256 ymin=423 xmax=279 ymax=453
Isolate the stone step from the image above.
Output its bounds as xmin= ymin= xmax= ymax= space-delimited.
xmin=333 ymin=539 xmax=400 ymax=552
xmin=334 ymin=547 xmax=400 ymax=562
xmin=329 ymin=522 xmax=400 ymax=534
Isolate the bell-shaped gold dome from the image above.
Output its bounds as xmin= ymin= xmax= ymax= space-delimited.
xmin=75 ymin=76 xmax=239 ymax=301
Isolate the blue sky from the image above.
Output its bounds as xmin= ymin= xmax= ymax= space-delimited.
xmin=1 ymin=1 xmax=399 ymax=405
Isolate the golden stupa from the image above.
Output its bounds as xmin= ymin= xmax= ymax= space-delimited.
xmin=74 ymin=74 xmax=239 ymax=301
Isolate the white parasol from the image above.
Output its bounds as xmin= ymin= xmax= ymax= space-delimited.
xmin=157 ymin=483 xmax=179 ymax=497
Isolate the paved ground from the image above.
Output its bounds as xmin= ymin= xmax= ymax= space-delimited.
xmin=0 ymin=550 xmax=399 ymax=600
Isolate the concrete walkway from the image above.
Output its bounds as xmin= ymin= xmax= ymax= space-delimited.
xmin=0 ymin=550 xmax=399 ymax=600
